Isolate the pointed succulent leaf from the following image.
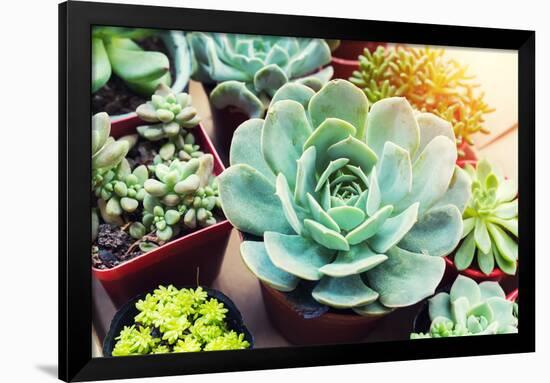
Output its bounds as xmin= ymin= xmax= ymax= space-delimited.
xmin=454 ymin=231 xmax=476 ymax=270
xmin=487 ymin=222 xmax=518 ymax=262
xmin=345 ymin=205 xmax=393 ymax=245
xmin=369 ymin=203 xmax=419 ymax=254
xmin=303 ymin=219 xmax=349 ymax=251
xmin=275 ymin=174 xmax=305 ymax=235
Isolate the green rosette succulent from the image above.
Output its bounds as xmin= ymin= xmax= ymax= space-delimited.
xmin=142 ymin=155 xmax=220 ymax=241
xmin=454 ymin=159 xmax=518 ymax=275
xmin=188 ymin=32 xmax=333 ymax=118
xmin=411 ymin=275 xmax=518 ymax=338
xmin=218 ymin=79 xmax=471 ymax=314
xmin=92 ymin=27 xmax=173 ymax=95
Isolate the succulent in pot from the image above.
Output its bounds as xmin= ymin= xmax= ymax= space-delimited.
xmin=188 ymin=32 xmax=334 ymax=119
xmin=349 ymin=46 xmax=494 ymax=157
xmin=452 ymin=159 xmax=518 ymax=276
xmin=411 ymin=275 xmax=518 ymax=338
xmin=218 ymin=79 xmax=470 ymax=324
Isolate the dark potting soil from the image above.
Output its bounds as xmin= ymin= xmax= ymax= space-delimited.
xmin=91 ymin=36 xmax=176 ymax=116
xmin=93 ymin=224 xmax=143 ymax=269
xmin=127 ymin=141 xmax=158 ymax=167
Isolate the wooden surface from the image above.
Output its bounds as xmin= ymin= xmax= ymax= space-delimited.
xmin=92 ymin=47 xmax=518 ymax=357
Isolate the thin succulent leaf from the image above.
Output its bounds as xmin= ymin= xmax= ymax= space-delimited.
xmin=428 ymin=292 xmax=452 ymax=322
xmin=303 ymin=219 xmax=350 ymax=251
xmin=312 ymin=275 xmax=379 ymax=309
xmin=450 ymin=275 xmax=481 ymax=305
xmin=479 ymin=281 xmax=506 ymax=300
xmin=262 ymin=100 xmax=312 ymax=190
xmin=345 ymin=205 xmax=393 ymax=245
xmin=240 ymin=241 xmax=299 ymax=292
xmin=462 ymin=217 xmax=476 ymax=238
xmin=253 ymin=64 xmax=289 ymax=97
xmin=474 ymin=218 xmax=492 ymax=255
xmin=493 ymin=200 xmax=518 ymax=219
xmin=303 ymin=118 xmax=356 ymax=172
xmin=315 ymin=158 xmax=349 ymax=192
xmin=414 ymin=113 xmax=455 ymax=161
xmin=326 ymin=136 xmax=378 ymax=175
xmin=369 ymin=203 xmax=419 ymax=254
xmin=218 ymin=164 xmax=293 ymax=236
xmin=477 ymin=245 xmax=495 ymax=275
xmin=377 ymin=142 xmax=412 ymax=206
xmin=309 ymin=80 xmax=369 ymax=139
xmin=487 ymin=216 xmax=518 ymax=237
xmin=229 ymin=119 xmax=276 ymax=183
xmin=92 ymin=37 xmax=112 ymax=93
xmin=288 ymin=39 xmax=331 ymax=78
xmin=264 ymin=232 xmax=334 ymax=281
xmin=487 ymin=222 xmax=518 ymax=262
xmin=399 ymin=204 xmax=463 ymax=257
xmin=366 ymin=97 xmax=419 ymax=159
xmin=294 ymin=146 xmax=318 ymax=207
xmin=327 ymin=206 xmax=365 ymax=231
xmin=431 ymin=166 xmax=472 ymax=214
xmin=269 ymin=82 xmax=316 ymax=110
xmin=319 ymin=243 xmax=387 ymax=277
xmin=275 ymin=174 xmax=305 ymax=235
xmin=306 ymin=193 xmax=340 ymax=232
xmin=366 ymin=166 xmax=381 ymax=216
xmin=454 ymin=231 xmax=476 ymax=271
xmin=352 ymin=301 xmax=395 ymax=317
xmin=493 ymin=244 xmax=518 ymax=275
xmin=366 ymin=246 xmax=445 ymax=307
xmin=394 ymin=136 xmax=457 ymax=215
xmin=210 ymin=81 xmax=264 ymax=118
xmin=346 ymin=165 xmax=369 ymax=189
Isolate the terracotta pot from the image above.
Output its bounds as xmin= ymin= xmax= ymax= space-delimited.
xmin=260 ymin=283 xmax=382 ymax=345
xmin=92 ymin=115 xmax=232 ymax=308
xmin=103 ymin=287 xmax=254 ymax=356
xmin=331 ymin=41 xmax=386 ymax=80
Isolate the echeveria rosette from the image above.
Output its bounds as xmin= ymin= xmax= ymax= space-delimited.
xmin=188 ymin=32 xmax=333 ymax=118
xmin=454 ymin=159 xmax=518 ymax=275
xmin=411 ymin=275 xmax=518 ymax=339
xmin=218 ymin=79 xmax=471 ymax=314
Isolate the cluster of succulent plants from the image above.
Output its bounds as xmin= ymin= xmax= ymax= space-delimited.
xmin=219 ymin=79 xmax=471 ymax=313
xmin=92 ymin=27 xmax=174 ymax=95
xmin=454 ymin=159 xmax=518 ymax=275
xmin=411 ymin=275 xmax=518 ymax=338
xmin=188 ymin=32 xmax=333 ymax=118
xmin=349 ymin=46 xmax=494 ymax=151
xmin=112 ymin=285 xmax=250 ymax=356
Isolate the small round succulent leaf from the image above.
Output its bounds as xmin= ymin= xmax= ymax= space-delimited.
xmin=454 ymin=231 xmax=476 ymax=271
xmin=369 ymin=202 xmax=419 ymax=254
xmin=197 ymin=154 xmax=215 ymax=187
xmin=269 ymin=82 xmax=316 ymax=110
xmin=136 ymin=102 xmax=160 ymax=122
xmin=366 ymin=97 xmax=420 ymax=159
xmin=264 ymin=232 xmax=334 ymax=281
xmin=229 ymin=119 xmax=276 ymax=183
xmin=345 ymin=205 xmax=393 ymax=246
xmin=144 ymin=179 xmax=168 ymax=197
xmin=159 ymin=142 xmax=176 ymax=161
xmin=303 ymin=219 xmax=350 ymax=251
xmin=428 ymin=292 xmax=452 ymax=322
xmin=309 ymin=80 xmax=369 ymax=140
xmin=365 ymin=246 xmax=445 ymax=307
xmin=327 ymin=206 xmax=366 ymax=232
xmin=240 ymin=240 xmax=299 ymax=292
xmin=450 ymin=275 xmax=481 ymax=306
xmin=218 ymin=164 xmax=293 ymax=236
xmin=312 ymin=274 xmax=379 ymax=309
xmin=132 ymin=165 xmax=149 ymax=184
xmin=120 ymin=197 xmax=139 ymax=213
xmin=262 ymin=100 xmax=312 ymax=190
xmin=157 ymin=225 xmax=174 ymax=241
xmin=129 ymin=222 xmax=146 ymax=239
xmin=106 ymin=196 xmax=122 ymax=216
xmin=319 ymin=243 xmax=387 ymax=277
xmin=92 ymin=140 xmax=129 ymax=170
xmin=164 ymin=210 xmax=181 ymax=225
xmin=253 ymin=64 xmax=289 ymax=97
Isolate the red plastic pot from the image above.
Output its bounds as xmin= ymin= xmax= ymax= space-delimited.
xmin=92 ymin=115 xmax=232 ymax=308
xmin=331 ymin=41 xmax=386 ymax=80
xmin=260 ymin=282 xmax=382 ymax=345
xmin=456 ymin=140 xmax=478 ymax=168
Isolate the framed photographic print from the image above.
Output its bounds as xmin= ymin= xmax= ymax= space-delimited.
xmin=59 ymin=1 xmax=535 ymax=381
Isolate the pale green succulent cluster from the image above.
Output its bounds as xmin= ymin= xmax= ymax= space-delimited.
xmin=140 ymin=155 xmax=220 ymax=241
xmin=454 ymin=159 xmax=518 ymax=275
xmin=411 ymin=275 xmax=518 ymax=338
xmin=188 ymin=32 xmax=333 ymax=118
xmin=218 ymin=79 xmax=471 ymax=313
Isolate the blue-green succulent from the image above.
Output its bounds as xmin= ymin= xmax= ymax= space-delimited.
xmin=411 ymin=275 xmax=518 ymax=338
xmin=188 ymin=32 xmax=333 ymax=118
xmin=454 ymin=159 xmax=518 ymax=275
xmin=218 ymin=79 xmax=471 ymax=313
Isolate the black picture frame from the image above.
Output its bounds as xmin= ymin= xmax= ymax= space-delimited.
xmin=59 ymin=1 xmax=535 ymax=381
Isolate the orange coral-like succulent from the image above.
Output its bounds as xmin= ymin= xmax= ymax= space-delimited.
xmin=350 ymin=46 xmax=494 ymax=148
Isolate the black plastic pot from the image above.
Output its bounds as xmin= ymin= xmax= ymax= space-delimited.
xmin=103 ymin=287 xmax=254 ymax=357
